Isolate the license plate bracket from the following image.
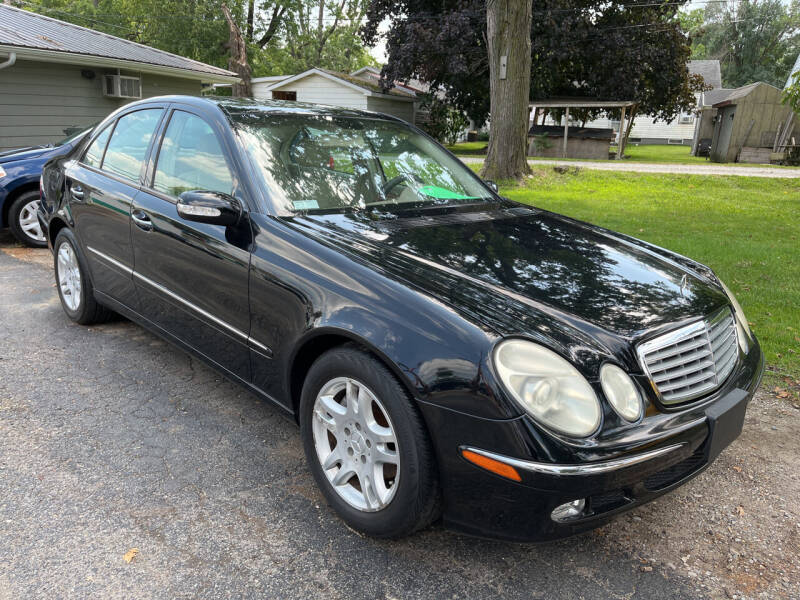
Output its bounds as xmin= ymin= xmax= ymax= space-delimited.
xmin=704 ymin=388 xmax=749 ymax=460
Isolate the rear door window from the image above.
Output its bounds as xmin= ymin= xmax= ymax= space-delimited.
xmin=101 ymin=109 xmax=163 ymax=183
xmin=82 ymin=125 xmax=113 ymax=168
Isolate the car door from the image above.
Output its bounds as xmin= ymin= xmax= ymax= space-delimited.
xmin=130 ymin=107 xmax=253 ymax=381
xmin=64 ymin=107 xmax=165 ymax=308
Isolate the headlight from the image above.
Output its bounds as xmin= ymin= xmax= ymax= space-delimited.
xmin=493 ymin=340 xmax=601 ymax=437
xmin=600 ymin=364 xmax=643 ymax=422
xmin=0 ymin=165 xmax=6 ymax=178
xmin=718 ymin=278 xmax=752 ymax=352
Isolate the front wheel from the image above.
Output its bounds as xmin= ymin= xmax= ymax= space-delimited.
xmin=300 ymin=346 xmax=441 ymax=538
xmin=9 ymin=191 xmax=47 ymax=247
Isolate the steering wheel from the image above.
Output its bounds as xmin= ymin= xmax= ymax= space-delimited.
xmin=382 ymin=172 xmax=423 ymax=197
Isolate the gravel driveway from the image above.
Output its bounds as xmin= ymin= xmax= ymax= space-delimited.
xmin=459 ymin=157 xmax=800 ymax=178
xmin=1 ymin=233 xmax=798 ymax=600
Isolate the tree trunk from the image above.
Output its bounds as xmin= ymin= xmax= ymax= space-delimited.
xmin=246 ymin=0 xmax=254 ymax=42
xmin=222 ymin=3 xmax=252 ymax=98
xmin=481 ymin=0 xmax=533 ymax=181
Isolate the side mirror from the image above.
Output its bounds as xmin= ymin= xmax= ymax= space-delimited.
xmin=177 ymin=190 xmax=241 ymax=226
xmin=484 ymin=180 xmax=499 ymax=193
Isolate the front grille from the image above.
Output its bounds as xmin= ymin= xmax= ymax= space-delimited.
xmin=644 ymin=448 xmax=706 ymax=490
xmin=637 ymin=308 xmax=739 ymax=405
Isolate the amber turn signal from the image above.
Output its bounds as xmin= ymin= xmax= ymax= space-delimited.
xmin=461 ymin=449 xmax=522 ymax=482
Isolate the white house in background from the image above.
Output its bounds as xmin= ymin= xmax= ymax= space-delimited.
xmin=568 ymin=60 xmax=724 ymax=146
xmin=263 ymin=67 xmax=419 ymax=124
xmin=785 ymin=53 xmax=800 ymax=90
xmin=250 ymin=74 xmax=292 ymax=97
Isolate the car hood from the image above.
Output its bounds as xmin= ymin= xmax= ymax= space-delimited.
xmin=0 ymin=145 xmax=53 ymax=163
xmin=289 ymin=204 xmax=728 ymax=354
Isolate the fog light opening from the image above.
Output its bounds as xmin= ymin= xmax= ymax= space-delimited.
xmin=551 ymin=498 xmax=586 ymax=522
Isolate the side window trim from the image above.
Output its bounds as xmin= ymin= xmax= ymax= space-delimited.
xmin=80 ymin=106 xmax=168 ymax=186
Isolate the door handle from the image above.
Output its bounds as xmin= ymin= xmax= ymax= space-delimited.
xmin=131 ymin=209 xmax=153 ymax=231
xmin=71 ymin=184 xmax=84 ymax=200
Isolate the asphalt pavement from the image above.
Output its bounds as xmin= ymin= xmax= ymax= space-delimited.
xmin=0 ymin=234 xmax=703 ymax=599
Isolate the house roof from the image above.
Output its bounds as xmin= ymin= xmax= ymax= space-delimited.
xmin=689 ymin=60 xmax=722 ymax=89
xmin=529 ymin=98 xmax=637 ymax=108
xmin=702 ymin=88 xmax=734 ymax=106
xmin=252 ymin=75 xmax=292 ymax=84
xmin=712 ymin=82 xmax=763 ymax=107
xmin=349 ymin=67 xmax=425 ymax=96
xmin=0 ymin=5 xmax=238 ymax=83
xmin=267 ymin=68 xmax=417 ymax=101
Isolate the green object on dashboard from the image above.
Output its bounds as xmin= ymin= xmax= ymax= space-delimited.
xmin=418 ymin=185 xmax=479 ymax=200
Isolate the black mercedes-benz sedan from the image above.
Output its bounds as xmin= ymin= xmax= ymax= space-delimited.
xmin=39 ymin=96 xmax=764 ymax=542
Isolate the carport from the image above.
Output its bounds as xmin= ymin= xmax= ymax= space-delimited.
xmin=529 ymin=98 xmax=638 ymax=159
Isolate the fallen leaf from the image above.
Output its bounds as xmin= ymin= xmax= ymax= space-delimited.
xmin=123 ymin=548 xmax=139 ymax=563
xmin=732 ymin=466 xmax=742 ymax=473
xmin=736 ymin=506 xmax=745 ymax=516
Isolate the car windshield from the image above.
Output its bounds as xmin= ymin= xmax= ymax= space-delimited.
xmin=234 ymin=113 xmax=494 ymax=214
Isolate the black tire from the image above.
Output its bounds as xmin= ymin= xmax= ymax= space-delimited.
xmin=53 ymin=228 xmax=114 ymax=325
xmin=300 ymin=345 xmax=441 ymax=538
xmin=9 ymin=191 xmax=47 ymax=248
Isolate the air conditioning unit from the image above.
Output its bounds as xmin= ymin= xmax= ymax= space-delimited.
xmin=103 ymin=74 xmax=141 ymax=99
xmin=679 ymin=114 xmax=694 ymax=124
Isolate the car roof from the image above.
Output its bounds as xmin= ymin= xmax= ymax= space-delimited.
xmin=124 ymin=95 xmax=405 ymax=124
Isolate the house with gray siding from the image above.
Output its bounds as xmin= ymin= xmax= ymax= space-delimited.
xmin=0 ymin=4 xmax=238 ymax=152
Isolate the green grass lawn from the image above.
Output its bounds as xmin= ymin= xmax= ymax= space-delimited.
xmin=446 ymin=141 xmax=488 ymax=155
xmin=491 ymin=168 xmax=800 ymax=383
xmin=615 ymin=144 xmax=707 ymax=165
xmin=450 ymin=142 xmax=794 ymax=168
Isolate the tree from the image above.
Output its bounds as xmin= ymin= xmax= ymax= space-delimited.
xmin=19 ymin=1 xmax=376 ymax=78
xmin=419 ymin=94 xmax=469 ymax=146
xmin=222 ymin=2 xmax=252 ymax=97
xmin=482 ymin=0 xmax=532 ymax=180
xmin=687 ymin=0 xmax=800 ymax=88
xmin=363 ymin=0 xmax=700 ymax=128
xmin=256 ymin=0 xmax=376 ymax=75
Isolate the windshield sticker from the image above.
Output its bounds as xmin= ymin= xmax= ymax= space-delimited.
xmin=418 ymin=185 xmax=480 ymax=200
xmin=292 ymin=199 xmax=320 ymax=210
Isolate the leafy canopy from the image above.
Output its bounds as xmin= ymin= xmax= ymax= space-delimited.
xmin=686 ymin=0 xmax=800 ymax=89
xmin=20 ymin=1 xmax=376 ymax=77
xmin=363 ymin=0 xmax=702 ymax=125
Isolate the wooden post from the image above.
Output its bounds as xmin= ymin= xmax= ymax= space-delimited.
xmin=617 ymin=106 xmax=626 ymax=159
xmin=563 ymin=107 xmax=570 ymax=158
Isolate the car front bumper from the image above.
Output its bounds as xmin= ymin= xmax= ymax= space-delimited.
xmin=421 ymin=340 xmax=765 ymax=542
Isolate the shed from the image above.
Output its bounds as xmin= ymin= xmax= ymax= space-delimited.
xmin=709 ymin=82 xmax=794 ymax=163
xmin=529 ymin=99 xmax=637 ymax=159
xmin=264 ymin=68 xmax=417 ymax=124
xmin=0 ymin=5 xmax=238 ymax=152
xmin=690 ymin=87 xmax=734 ymax=156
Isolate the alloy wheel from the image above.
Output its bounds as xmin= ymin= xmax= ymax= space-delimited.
xmin=57 ymin=242 xmax=82 ymax=311
xmin=312 ymin=377 xmax=400 ymax=512
xmin=18 ymin=200 xmax=45 ymax=243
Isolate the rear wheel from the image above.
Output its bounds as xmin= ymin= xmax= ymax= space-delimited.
xmin=300 ymin=346 xmax=441 ymax=538
xmin=9 ymin=191 xmax=47 ymax=247
xmin=53 ymin=229 xmax=113 ymax=325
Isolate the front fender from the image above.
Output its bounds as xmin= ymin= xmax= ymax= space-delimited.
xmin=248 ymin=214 xmax=519 ymax=420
